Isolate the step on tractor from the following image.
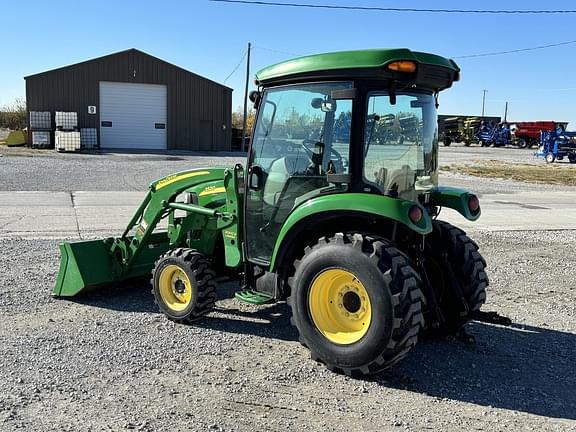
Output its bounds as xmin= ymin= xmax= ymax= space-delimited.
xmin=54 ymin=49 xmax=509 ymax=377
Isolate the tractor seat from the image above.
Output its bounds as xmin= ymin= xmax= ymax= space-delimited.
xmin=263 ymin=155 xmax=310 ymax=206
xmin=385 ymin=165 xmax=416 ymax=200
xmin=263 ymin=155 xmax=325 ymax=221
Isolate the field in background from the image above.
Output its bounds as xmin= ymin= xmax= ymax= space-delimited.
xmin=441 ymin=160 xmax=576 ymax=186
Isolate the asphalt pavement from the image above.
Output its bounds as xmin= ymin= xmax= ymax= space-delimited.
xmin=1 ymin=144 xmax=575 ymax=239
xmin=1 ymin=188 xmax=575 ymax=240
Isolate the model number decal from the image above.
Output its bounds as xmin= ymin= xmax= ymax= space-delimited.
xmin=155 ymin=171 xmax=210 ymax=190
xmin=199 ymin=186 xmax=226 ymax=197
xmin=224 ymin=230 xmax=237 ymax=240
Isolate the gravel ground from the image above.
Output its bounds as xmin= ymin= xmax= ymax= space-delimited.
xmin=0 ymin=150 xmax=246 ymax=191
xmin=1 ymin=146 xmax=575 ymax=431
xmin=0 ymin=230 xmax=575 ymax=431
xmin=1 ymin=144 xmax=575 ymax=194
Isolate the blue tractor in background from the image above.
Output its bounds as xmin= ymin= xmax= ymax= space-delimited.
xmin=536 ymin=125 xmax=576 ymax=163
xmin=476 ymin=121 xmax=511 ymax=147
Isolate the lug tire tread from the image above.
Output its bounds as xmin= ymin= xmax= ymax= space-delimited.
xmin=151 ymin=248 xmax=217 ymax=324
xmin=434 ymin=221 xmax=488 ymax=318
xmin=288 ymin=232 xmax=424 ymax=376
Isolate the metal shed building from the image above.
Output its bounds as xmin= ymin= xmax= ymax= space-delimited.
xmin=25 ymin=49 xmax=232 ymax=151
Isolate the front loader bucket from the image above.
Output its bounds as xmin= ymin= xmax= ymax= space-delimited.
xmin=53 ymin=240 xmax=119 ymax=297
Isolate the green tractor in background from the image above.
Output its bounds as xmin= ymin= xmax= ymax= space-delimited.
xmin=441 ymin=116 xmax=463 ymax=146
xmin=463 ymin=116 xmax=483 ymax=145
xmin=54 ymin=49 xmax=508 ymax=377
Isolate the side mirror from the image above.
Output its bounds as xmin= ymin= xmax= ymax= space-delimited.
xmin=248 ymin=165 xmax=264 ymax=191
xmin=311 ymin=98 xmax=323 ymax=109
xmin=249 ymin=90 xmax=262 ymax=110
xmin=311 ymin=98 xmax=336 ymax=112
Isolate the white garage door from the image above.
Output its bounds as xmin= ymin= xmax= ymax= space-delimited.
xmin=99 ymin=82 xmax=167 ymax=150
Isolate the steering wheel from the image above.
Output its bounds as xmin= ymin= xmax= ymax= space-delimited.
xmin=301 ymin=139 xmax=344 ymax=172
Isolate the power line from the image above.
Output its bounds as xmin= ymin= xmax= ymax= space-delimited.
xmin=454 ymin=39 xmax=576 ymax=59
xmin=224 ymin=50 xmax=247 ymax=83
xmin=252 ymin=45 xmax=303 ymax=57
xmin=209 ymin=0 xmax=576 ymax=14
xmin=230 ymin=40 xmax=575 ymax=68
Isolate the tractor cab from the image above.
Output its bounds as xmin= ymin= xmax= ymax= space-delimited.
xmin=244 ymin=49 xmax=460 ymax=264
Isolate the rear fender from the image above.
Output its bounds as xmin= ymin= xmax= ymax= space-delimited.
xmin=269 ymin=193 xmax=432 ymax=271
xmin=430 ymin=187 xmax=481 ymax=221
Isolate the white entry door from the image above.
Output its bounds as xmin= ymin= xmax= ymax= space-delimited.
xmin=99 ymin=81 xmax=167 ymax=150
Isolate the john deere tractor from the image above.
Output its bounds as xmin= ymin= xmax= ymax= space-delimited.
xmin=54 ymin=49 xmax=505 ymax=377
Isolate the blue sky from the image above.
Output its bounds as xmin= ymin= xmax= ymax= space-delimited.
xmin=1 ymin=1 xmax=575 ymax=125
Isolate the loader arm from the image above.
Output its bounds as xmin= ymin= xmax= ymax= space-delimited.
xmin=53 ymin=166 xmax=243 ymax=297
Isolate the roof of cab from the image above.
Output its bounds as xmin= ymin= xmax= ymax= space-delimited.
xmin=255 ymin=48 xmax=460 ymax=85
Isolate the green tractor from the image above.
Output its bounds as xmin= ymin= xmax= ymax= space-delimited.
xmin=54 ymin=49 xmax=507 ymax=377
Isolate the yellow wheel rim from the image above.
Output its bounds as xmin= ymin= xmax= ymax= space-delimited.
xmin=308 ymin=268 xmax=372 ymax=345
xmin=158 ymin=265 xmax=192 ymax=312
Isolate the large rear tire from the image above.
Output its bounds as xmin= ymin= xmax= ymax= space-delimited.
xmin=151 ymin=248 xmax=217 ymax=323
xmin=288 ymin=233 xmax=424 ymax=376
xmin=424 ymin=221 xmax=487 ymax=330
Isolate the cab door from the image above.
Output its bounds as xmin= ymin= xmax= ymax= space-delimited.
xmin=244 ymin=82 xmax=354 ymax=264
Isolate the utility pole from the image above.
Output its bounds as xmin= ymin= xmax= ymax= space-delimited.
xmin=481 ymin=89 xmax=487 ymax=118
xmin=504 ymin=101 xmax=508 ymax=123
xmin=241 ymin=42 xmax=251 ymax=152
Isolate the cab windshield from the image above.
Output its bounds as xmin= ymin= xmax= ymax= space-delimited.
xmin=364 ymin=92 xmax=438 ymax=199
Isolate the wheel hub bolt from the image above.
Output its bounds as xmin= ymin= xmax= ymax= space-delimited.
xmin=174 ymin=280 xmax=186 ymax=294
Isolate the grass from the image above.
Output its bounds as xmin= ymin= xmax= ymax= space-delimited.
xmin=441 ymin=161 xmax=576 ymax=186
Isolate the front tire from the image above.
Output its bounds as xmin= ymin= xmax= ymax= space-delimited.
xmin=545 ymin=152 xmax=556 ymax=164
xmin=151 ymin=248 xmax=217 ymax=323
xmin=288 ymin=233 xmax=424 ymax=376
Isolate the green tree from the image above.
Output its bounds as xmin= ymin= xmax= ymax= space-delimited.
xmin=231 ymin=105 xmax=256 ymax=133
xmin=0 ymin=98 xmax=27 ymax=130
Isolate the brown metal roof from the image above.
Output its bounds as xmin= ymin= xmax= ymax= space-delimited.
xmin=25 ymin=48 xmax=232 ymax=91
